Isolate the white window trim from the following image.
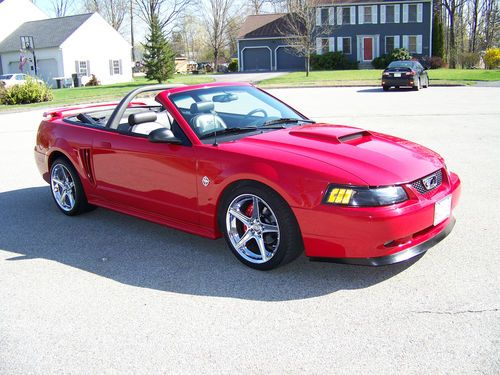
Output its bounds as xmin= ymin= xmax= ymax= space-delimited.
xmin=337 ymin=36 xmax=352 ymax=54
xmin=381 ymin=4 xmax=400 ymax=23
xmin=384 ymin=35 xmax=400 ymax=54
xmin=402 ymin=34 xmax=422 ymax=54
xmin=328 ymin=7 xmax=335 ymax=25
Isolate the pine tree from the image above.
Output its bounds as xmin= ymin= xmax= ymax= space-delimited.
xmin=143 ymin=17 xmax=176 ymax=83
xmin=432 ymin=13 xmax=445 ymax=58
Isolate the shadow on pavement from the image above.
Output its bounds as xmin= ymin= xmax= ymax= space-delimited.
xmin=357 ymin=87 xmax=416 ymax=93
xmin=0 ymin=187 xmax=422 ymax=301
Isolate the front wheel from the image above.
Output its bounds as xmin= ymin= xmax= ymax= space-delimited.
xmin=50 ymin=158 xmax=93 ymax=216
xmin=382 ymin=85 xmax=390 ymax=91
xmin=220 ymin=184 xmax=303 ymax=270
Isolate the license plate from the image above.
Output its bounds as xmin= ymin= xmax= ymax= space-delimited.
xmin=394 ymin=73 xmax=401 ymax=77
xmin=434 ymin=195 xmax=452 ymax=226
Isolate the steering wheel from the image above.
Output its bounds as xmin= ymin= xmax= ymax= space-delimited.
xmin=245 ymin=108 xmax=268 ymax=119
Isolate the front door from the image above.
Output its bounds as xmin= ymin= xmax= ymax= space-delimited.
xmin=92 ymin=132 xmax=199 ymax=225
xmin=363 ymin=37 xmax=373 ymax=61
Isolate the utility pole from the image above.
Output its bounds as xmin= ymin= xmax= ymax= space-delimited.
xmin=130 ymin=0 xmax=136 ymax=62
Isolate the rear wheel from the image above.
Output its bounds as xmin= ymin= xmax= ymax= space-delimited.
xmin=413 ymin=78 xmax=421 ymax=91
xmin=382 ymin=85 xmax=390 ymax=91
xmin=220 ymin=184 xmax=303 ymax=270
xmin=50 ymin=158 xmax=93 ymax=216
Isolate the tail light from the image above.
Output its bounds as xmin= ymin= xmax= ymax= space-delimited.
xmin=405 ymin=70 xmax=416 ymax=76
xmin=383 ymin=72 xmax=390 ymax=76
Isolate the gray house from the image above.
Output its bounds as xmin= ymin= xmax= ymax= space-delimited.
xmin=238 ymin=0 xmax=433 ymax=72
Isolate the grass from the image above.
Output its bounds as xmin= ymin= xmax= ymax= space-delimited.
xmin=0 ymin=75 xmax=215 ymax=112
xmin=258 ymin=68 xmax=500 ymax=87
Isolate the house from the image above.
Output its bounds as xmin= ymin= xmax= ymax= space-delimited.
xmin=237 ymin=0 xmax=432 ymax=72
xmin=237 ymin=13 xmax=306 ymax=72
xmin=0 ymin=0 xmax=48 ymax=74
xmin=0 ymin=12 xmax=132 ymax=87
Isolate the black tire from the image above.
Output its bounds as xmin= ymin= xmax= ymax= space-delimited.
xmin=413 ymin=78 xmax=420 ymax=91
xmin=50 ymin=158 xmax=94 ymax=216
xmin=219 ymin=183 xmax=303 ymax=270
xmin=382 ymin=85 xmax=390 ymax=91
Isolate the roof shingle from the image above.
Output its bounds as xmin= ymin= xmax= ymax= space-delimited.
xmin=0 ymin=13 xmax=93 ymax=52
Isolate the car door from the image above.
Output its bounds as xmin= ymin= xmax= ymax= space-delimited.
xmin=91 ymin=126 xmax=199 ymax=226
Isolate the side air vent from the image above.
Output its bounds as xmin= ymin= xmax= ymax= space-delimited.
xmin=79 ymin=148 xmax=95 ymax=184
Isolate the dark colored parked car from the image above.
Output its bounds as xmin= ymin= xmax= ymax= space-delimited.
xmin=382 ymin=61 xmax=429 ymax=91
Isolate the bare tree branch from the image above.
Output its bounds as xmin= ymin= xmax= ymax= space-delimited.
xmin=134 ymin=0 xmax=194 ymax=35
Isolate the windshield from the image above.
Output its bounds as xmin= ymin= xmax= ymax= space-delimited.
xmin=169 ymin=86 xmax=310 ymax=142
xmin=388 ymin=61 xmax=415 ymax=69
xmin=0 ymin=74 xmax=13 ymax=80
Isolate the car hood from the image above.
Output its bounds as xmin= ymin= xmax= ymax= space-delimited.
xmin=238 ymin=124 xmax=444 ymax=186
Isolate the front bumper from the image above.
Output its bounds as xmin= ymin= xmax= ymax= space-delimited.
xmin=310 ymin=217 xmax=455 ymax=266
xmin=294 ymin=171 xmax=461 ymax=262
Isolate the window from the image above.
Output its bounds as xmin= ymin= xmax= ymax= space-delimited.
xmin=342 ymin=37 xmax=351 ymax=54
xmin=342 ymin=7 xmax=351 ymax=24
xmin=386 ymin=36 xmax=395 ymax=54
xmin=79 ymin=61 xmax=88 ymax=76
xmin=386 ymin=5 xmax=395 ymax=23
xmin=364 ymin=6 xmax=373 ymax=23
xmin=113 ymin=60 xmax=121 ymax=75
xmin=16 ymin=74 xmax=25 ymax=81
xmin=408 ymin=35 xmax=417 ymax=53
xmin=321 ymin=8 xmax=329 ymax=25
xmin=408 ymin=4 xmax=417 ymax=22
xmin=321 ymin=38 xmax=329 ymax=54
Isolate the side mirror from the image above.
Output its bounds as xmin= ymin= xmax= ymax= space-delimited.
xmin=148 ymin=128 xmax=182 ymax=144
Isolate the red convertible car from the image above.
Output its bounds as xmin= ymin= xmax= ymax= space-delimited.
xmin=34 ymin=82 xmax=460 ymax=270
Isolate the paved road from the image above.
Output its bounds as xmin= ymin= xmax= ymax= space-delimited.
xmin=0 ymin=86 xmax=499 ymax=374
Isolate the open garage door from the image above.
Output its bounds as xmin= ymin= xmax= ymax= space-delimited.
xmin=37 ymin=59 xmax=59 ymax=87
xmin=276 ymin=46 xmax=305 ymax=71
xmin=242 ymin=47 xmax=271 ymax=71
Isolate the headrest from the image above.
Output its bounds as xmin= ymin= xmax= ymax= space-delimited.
xmin=190 ymin=101 xmax=214 ymax=114
xmin=128 ymin=111 xmax=157 ymax=126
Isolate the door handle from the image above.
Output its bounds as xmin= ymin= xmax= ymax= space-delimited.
xmin=96 ymin=141 xmax=111 ymax=148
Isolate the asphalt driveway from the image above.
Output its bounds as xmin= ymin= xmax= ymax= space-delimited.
xmin=0 ymin=86 xmax=499 ymax=374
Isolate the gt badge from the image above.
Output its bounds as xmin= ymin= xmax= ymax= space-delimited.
xmin=202 ymin=176 xmax=210 ymax=187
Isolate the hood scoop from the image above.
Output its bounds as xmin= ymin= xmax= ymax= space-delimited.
xmin=289 ymin=125 xmax=372 ymax=145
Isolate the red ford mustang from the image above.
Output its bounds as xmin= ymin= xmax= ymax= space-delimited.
xmin=34 ymin=82 xmax=460 ymax=270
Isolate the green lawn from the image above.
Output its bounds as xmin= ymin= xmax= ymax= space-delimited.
xmin=0 ymin=75 xmax=215 ymax=112
xmin=259 ymin=69 xmax=500 ymax=87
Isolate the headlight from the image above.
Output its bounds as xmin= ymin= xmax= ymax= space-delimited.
xmin=323 ymin=185 xmax=408 ymax=207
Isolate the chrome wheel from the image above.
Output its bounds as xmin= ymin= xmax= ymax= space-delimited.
xmin=226 ymin=194 xmax=280 ymax=264
xmin=51 ymin=163 xmax=76 ymax=212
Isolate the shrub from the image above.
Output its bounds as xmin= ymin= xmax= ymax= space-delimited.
xmin=458 ymin=52 xmax=480 ymax=68
xmin=371 ymin=48 xmax=413 ymax=69
xmin=1 ymin=77 xmax=53 ymax=105
xmin=419 ymin=56 xmax=445 ymax=69
xmin=85 ymin=74 xmax=100 ymax=86
xmin=484 ymin=48 xmax=500 ymax=69
xmin=390 ymin=48 xmax=412 ymax=61
xmin=310 ymin=52 xmax=358 ymax=70
xmin=228 ymin=59 xmax=238 ymax=72
xmin=0 ymin=81 xmax=6 ymax=104
xmin=372 ymin=55 xmax=389 ymax=69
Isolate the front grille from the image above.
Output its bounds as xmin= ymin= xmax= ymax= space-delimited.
xmin=412 ymin=169 xmax=443 ymax=194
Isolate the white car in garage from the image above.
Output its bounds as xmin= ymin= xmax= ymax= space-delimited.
xmin=0 ymin=73 xmax=44 ymax=88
